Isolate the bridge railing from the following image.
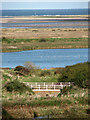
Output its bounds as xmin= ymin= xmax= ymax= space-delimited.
xmin=23 ymin=82 xmax=74 ymax=91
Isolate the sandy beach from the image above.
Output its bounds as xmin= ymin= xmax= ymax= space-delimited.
xmin=1 ymin=15 xmax=88 ymax=23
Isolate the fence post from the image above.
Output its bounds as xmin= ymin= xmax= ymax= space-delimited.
xmin=36 ymin=82 xmax=37 ymax=87
xmin=44 ymin=82 xmax=45 ymax=88
xmin=39 ymin=84 xmax=40 ymax=90
xmin=46 ymin=85 xmax=48 ymax=90
xmin=60 ymin=82 xmax=63 ymax=89
xmin=52 ymin=82 xmax=53 ymax=87
xmin=54 ymin=85 xmax=55 ymax=90
xmin=69 ymin=82 xmax=70 ymax=87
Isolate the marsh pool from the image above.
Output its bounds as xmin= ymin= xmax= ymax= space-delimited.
xmin=2 ymin=48 xmax=88 ymax=69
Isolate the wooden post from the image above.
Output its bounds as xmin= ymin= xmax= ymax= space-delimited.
xmin=39 ymin=84 xmax=40 ymax=90
xmin=60 ymin=82 xmax=63 ymax=89
xmin=46 ymin=85 xmax=48 ymax=90
xmin=36 ymin=82 xmax=37 ymax=87
xmin=44 ymin=82 xmax=45 ymax=89
xmin=52 ymin=82 xmax=53 ymax=87
xmin=35 ymin=82 xmax=37 ymax=89
xmin=54 ymin=85 xmax=55 ymax=90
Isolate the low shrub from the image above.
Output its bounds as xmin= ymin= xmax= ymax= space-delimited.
xmin=39 ymin=38 xmax=47 ymax=42
xmin=58 ymin=62 xmax=88 ymax=88
xmin=2 ymin=108 xmax=14 ymax=119
xmin=2 ymin=37 xmax=7 ymax=41
xmin=57 ymin=86 xmax=73 ymax=97
xmin=4 ymin=80 xmax=33 ymax=93
xmin=15 ymin=71 xmax=25 ymax=76
xmin=3 ymin=74 xmax=11 ymax=80
xmin=14 ymin=66 xmax=25 ymax=71
xmin=24 ymin=61 xmax=39 ymax=70
xmin=14 ymin=65 xmax=30 ymax=75
xmin=40 ymin=70 xmax=51 ymax=76
xmin=54 ymin=70 xmax=61 ymax=75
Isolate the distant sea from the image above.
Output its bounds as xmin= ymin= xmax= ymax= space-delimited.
xmin=2 ymin=9 xmax=88 ymax=17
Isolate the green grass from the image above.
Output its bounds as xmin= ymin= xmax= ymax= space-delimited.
xmin=2 ymin=68 xmax=59 ymax=84
xmin=2 ymin=65 xmax=88 ymax=118
xmin=2 ymin=86 xmax=88 ymax=118
xmin=2 ymin=37 xmax=87 ymax=43
xmin=3 ymin=86 xmax=88 ymax=107
xmin=2 ymin=37 xmax=88 ymax=52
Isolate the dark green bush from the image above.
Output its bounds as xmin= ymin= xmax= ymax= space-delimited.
xmin=14 ymin=65 xmax=30 ymax=75
xmin=39 ymin=38 xmax=47 ymax=42
xmin=2 ymin=37 xmax=7 ymax=41
xmin=3 ymin=74 xmax=11 ymax=80
xmin=40 ymin=70 xmax=51 ymax=76
xmin=54 ymin=69 xmax=62 ymax=75
xmin=58 ymin=62 xmax=89 ymax=88
xmin=15 ymin=71 xmax=24 ymax=76
xmin=2 ymin=108 xmax=13 ymax=119
xmin=57 ymin=86 xmax=73 ymax=97
xmin=2 ymin=37 xmax=11 ymax=43
xmin=4 ymin=80 xmax=33 ymax=93
xmin=14 ymin=65 xmax=25 ymax=71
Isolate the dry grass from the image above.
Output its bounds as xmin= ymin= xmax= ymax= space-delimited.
xmin=2 ymin=28 xmax=88 ymax=39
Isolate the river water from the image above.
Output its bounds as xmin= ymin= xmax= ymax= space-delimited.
xmin=2 ymin=21 xmax=88 ymax=29
xmin=2 ymin=48 xmax=88 ymax=69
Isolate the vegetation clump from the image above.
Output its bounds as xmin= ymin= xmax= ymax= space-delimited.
xmin=54 ymin=69 xmax=62 ymax=75
xmin=4 ymin=80 xmax=32 ymax=93
xmin=57 ymin=86 xmax=73 ymax=97
xmin=2 ymin=108 xmax=14 ymax=119
xmin=24 ymin=61 xmax=39 ymax=70
xmin=40 ymin=70 xmax=51 ymax=76
xmin=2 ymin=37 xmax=88 ymax=52
xmin=14 ymin=65 xmax=30 ymax=75
xmin=39 ymin=38 xmax=47 ymax=42
xmin=58 ymin=62 xmax=88 ymax=88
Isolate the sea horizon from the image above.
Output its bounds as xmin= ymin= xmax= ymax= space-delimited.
xmin=2 ymin=9 xmax=88 ymax=16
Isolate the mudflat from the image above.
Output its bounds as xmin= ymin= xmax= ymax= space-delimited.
xmin=1 ymin=15 xmax=88 ymax=39
xmin=1 ymin=15 xmax=88 ymax=52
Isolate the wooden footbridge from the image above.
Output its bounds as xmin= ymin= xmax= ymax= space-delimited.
xmin=23 ymin=82 xmax=74 ymax=97
xmin=24 ymin=82 xmax=74 ymax=91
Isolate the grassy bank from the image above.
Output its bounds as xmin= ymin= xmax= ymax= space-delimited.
xmin=2 ymin=37 xmax=88 ymax=52
xmin=2 ymin=86 xmax=88 ymax=119
xmin=2 ymin=67 xmax=61 ymax=84
xmin=2 ymin=62 xmax=89 ymax=119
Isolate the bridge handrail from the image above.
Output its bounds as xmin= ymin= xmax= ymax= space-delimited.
xmin=23 ymin=82 xmax=73 ymax=90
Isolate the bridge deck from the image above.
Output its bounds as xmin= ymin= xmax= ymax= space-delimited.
xmin=33 ymin=89 xmax=60 ymax=91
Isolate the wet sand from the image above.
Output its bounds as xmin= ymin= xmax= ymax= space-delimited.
xmin=1 ymin=15 xmax=88 ymax=23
